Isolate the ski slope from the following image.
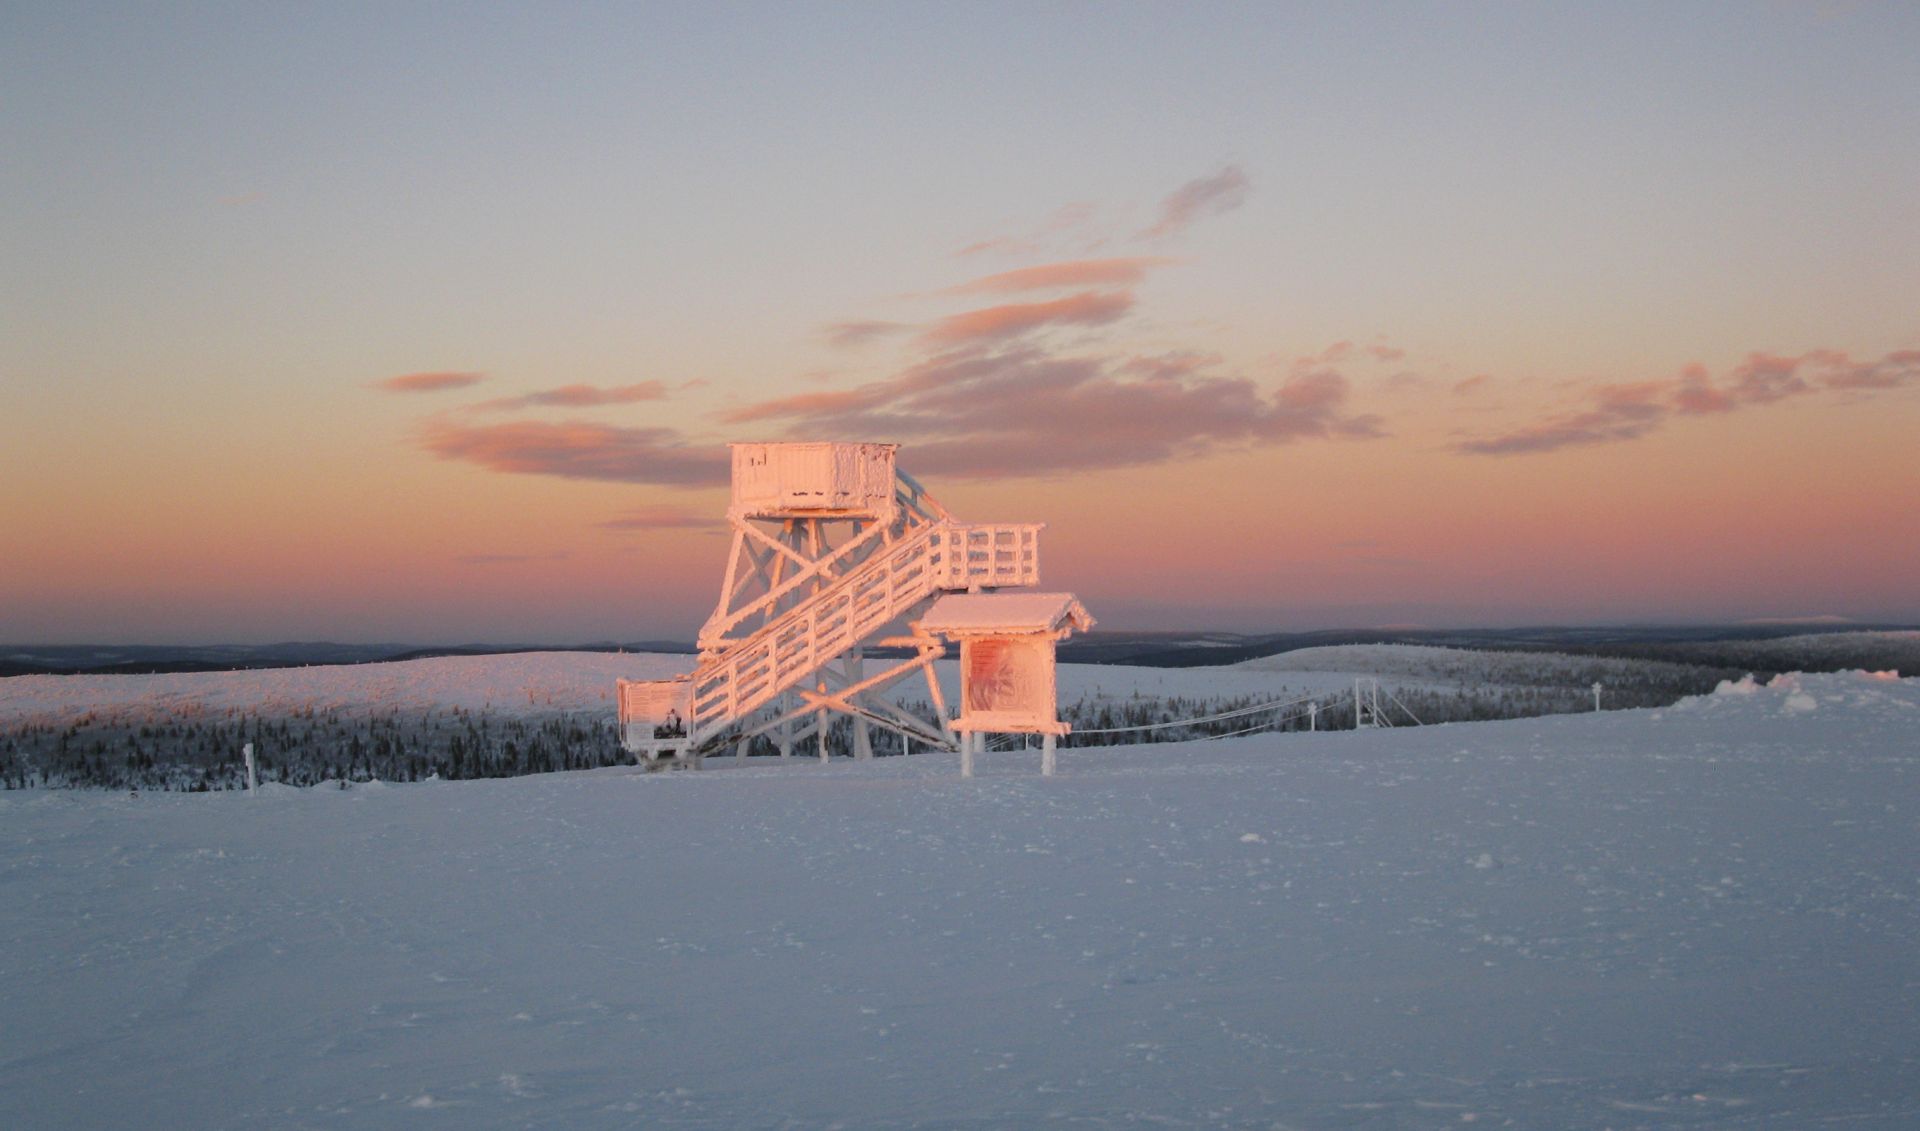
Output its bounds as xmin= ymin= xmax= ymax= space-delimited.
xmin=2 ymin=670 xmax=1916 ymax=1128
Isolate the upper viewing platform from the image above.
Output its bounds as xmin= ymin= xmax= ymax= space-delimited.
xmin=729 ymin=441 xmax=899 ymax=521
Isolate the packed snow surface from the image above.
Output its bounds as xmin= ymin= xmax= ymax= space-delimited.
xmin=4 ymin=671 xmax=1919 ymax=1128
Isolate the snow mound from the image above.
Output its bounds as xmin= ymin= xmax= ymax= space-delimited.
xmin=1672 ymin=670 xmax=1916 ymax=719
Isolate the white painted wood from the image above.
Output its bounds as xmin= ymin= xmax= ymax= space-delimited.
xmin=730 ymin=442 xmax=897 ymax=519
xmin=619 ymin=441 xmax=1088 ymax=765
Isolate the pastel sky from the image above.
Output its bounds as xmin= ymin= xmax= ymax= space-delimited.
xmin=4 ymin=4 xmax=1917 ymax=644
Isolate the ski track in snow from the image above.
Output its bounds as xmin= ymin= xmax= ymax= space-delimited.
xmin=1 ymin=670 xmax=1918 ymax=1127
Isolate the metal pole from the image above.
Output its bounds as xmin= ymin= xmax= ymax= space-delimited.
xmin=1042 ymin=732 xmax=1056 ymax=777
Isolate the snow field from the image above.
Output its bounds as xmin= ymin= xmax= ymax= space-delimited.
xmin=2 ymin=671 xmax=1917 ymax=1128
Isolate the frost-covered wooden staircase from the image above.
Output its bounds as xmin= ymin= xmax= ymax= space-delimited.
xmin=618 ymin=443 xmax=1041 ymax=765
xmin=684 ymin=520 xmax=1038 ymax=739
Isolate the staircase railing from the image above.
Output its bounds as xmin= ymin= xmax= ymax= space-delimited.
xmin=686 ymin=520 xmax=1040 ymax=740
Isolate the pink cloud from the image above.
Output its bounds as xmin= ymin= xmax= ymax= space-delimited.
xmin=822 ymin=320 xmax=910 ymax=349
xmin=1138 ymin=166 xmax=1251 ymax=240
xmin=1673 ymin=363 xmax=1736 ymax=414
xmin=948 ymin=257 xmax=1174 ymax=295
xmin=721 ymin=344 xmax=1380 ymax=479
xmin=1727 ymin=353 xmax=1812 ymax=404
xmin=722 ymin=387 xmax=885 ymax=424
xmin=1452 ymin=375 xmax=1491 ymax=395
xmin=1455 ymin=348 xmax=1920 ymax=456
xmin=922 ymin=290 xmax=1134 ymax=346
xmin=956 ymin=201 xmax=1099 ymax=259
xmin=374 ymin=371 xmax=485 ymax=394
xmin=417 ymin=420 xmax=727 ymax=486
xmin=1455 ymin=406 xmax=1664 ymax=456
xmin=1368 ymin=344 xmax=1407 ymax=362
xmin=473 ymin=381 xmax=668 ymax=412
xmin=1818 ymin=349 xmax=1920 ymax=390
xmin=457 ymin=552 xmax=569 ymax=566
xmin=1118 ymin=351 xmax=1224 ymax=381
xmin=1296 ymin=341 xmax=1353 ymax=369
xmin=597 ymin=505 xmax=725 ymax=531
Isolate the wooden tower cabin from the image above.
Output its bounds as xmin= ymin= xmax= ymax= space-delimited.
xmin=616 ymin=441 xmax=1089 ymax=771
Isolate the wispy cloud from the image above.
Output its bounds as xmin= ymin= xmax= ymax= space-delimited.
xmin=822 ymin=320 xmax=911 ymax=349
xmin=472 ymin=381 xmax=668 ymax=413
xmin=922 ymin=290 xmax=1134 ymax=346
xmin=374 ymin=371 xmax=485 ymax=394
xmin=1455 ymin=383 xmax=1667 ymax=455
xmin=722 ymin=344 xmax=1380 ymax=479
xmin=948 ymin=257 xmax=1174 ymax=295
xmin=597 ymin=505 xmax=726 ymax=531
xmin=457 ymin=551 xmax=570 ymax=566
xmin=956 ymin=201 xmax=1100 ymax=259
xmin=1118 ymin=351 xmax=1224 ymax=380
xmin=1138 ymin=166 xmax=1250 ymax=240
xmin=417 ymin=419 xmax=728 ymax=486
xmin=1456 ymin=349 xmax=1920 ymax=456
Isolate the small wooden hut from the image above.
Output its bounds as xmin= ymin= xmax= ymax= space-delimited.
xmin=918 ymin=592 xmax=1095 ymax=777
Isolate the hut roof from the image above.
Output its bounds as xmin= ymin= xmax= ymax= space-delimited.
xmin=919 ymin=592 xmax=1094 ymax=637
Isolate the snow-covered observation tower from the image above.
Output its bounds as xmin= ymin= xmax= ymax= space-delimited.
xmin=617 ymin=441 xmax=1093 ymax=770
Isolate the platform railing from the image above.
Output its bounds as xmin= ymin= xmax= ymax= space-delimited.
xmin=680 ymin=520 xmax=1041 ymax=741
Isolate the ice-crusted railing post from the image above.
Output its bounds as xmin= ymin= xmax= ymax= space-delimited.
xmin=244 ymin=742 xmax=257 ymax=794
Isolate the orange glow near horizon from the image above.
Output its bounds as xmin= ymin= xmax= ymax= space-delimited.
xmin=5 ymin=7 xmax=1917 ymax=643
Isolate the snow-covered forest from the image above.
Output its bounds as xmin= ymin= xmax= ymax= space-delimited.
xmin=0 ymin=644 xmax=1746 ymax=790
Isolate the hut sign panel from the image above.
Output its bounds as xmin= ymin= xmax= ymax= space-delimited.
xmin=964 ymin=636 xmax=1052 ymax=723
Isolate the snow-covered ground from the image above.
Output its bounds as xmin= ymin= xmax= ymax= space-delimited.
xmin=3 ymin=670 xmax=1917 ymax=1128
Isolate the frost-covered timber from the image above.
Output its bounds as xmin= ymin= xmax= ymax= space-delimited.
xmin=921 ymin=591 xmax=1095 ymax=776
xmin=617 ymin=441 xmax=1076 ymax=769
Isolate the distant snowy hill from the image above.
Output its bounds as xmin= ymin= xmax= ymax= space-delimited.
xmin=2 ymin=670 xmax=1915 ymax=1128
xmin=0 ymin=651 xmax=691 ymax=725
xmin=1233 ymin=641 xmax=1709 ymax=686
